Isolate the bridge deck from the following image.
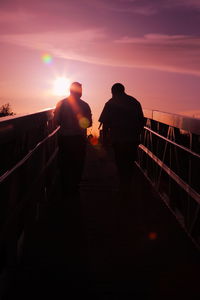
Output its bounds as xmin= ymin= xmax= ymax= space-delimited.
xmin=3 ymin=144 xmax=200 ymax=299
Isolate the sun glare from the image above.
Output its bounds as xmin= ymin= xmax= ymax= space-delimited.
xmin=53 ymin=77 xmax=70 ymax=96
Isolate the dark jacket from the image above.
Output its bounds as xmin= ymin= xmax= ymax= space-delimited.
xmin=99 ymin=93 xmax=144 ymax=143
xmin=54 ymin=96 xmax=92 ymax=136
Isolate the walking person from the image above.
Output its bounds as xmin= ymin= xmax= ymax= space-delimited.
xmin=54 ymin=82 xmax=92 ymax=195
xmin=99 ymin=83 xmax=144 ymax=194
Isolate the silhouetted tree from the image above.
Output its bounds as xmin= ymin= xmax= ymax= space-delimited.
xmin=0 ymin=103 xmax=15 ymax=117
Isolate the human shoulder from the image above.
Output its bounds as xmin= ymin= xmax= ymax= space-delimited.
xmin=55 ymin=98 xmax=67 ymax=108
xmin=79 ymin=98 xmax=89 ymax=106
xmin=79 ymin=98 xmax=91 ymax=111
xmin=104 ymin=98 xmax=114 ymax=107
xmin=127 ymin=94 xmax=141 ymax=106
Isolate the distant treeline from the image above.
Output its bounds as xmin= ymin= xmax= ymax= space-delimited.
xmin=0 ymin=103 xmax=15 ymax=117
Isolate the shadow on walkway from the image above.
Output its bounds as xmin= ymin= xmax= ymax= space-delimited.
xmin=2 ymin=144 xmax=200 ymax=299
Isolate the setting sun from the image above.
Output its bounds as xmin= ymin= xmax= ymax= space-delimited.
xmin=53 ymin=77 xmax=70 ymax=97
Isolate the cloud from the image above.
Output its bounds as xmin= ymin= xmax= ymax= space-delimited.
xmin=110 ymin=2 xmax=157 ymax=16
xmin=0 ymin=0 xmax=200 ymax=29
xmin=88 ymin=0 xmax=200 ymax=16
xmin=88 ymin=0 xmax=159 ymax=15
xmin=171 ymin=0 xmax=200 ymax=9
xmin=115 ymin=33 xmax=200 ymax=46
xmin=0 ymin=10 xmax=35 ymax=23
xmin=0 ymin=29 xmax=107 ymax=63
xmin=0 ymin=29 xmax=106 ymax=47
xmin=113 ymin=33 xmax=200 ymax=75
xmin=0 ymin=30 xmax=200 ymax=76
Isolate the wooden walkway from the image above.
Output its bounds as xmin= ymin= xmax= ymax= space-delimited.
xmin=2 ymin=143 xmax=200 ymax=299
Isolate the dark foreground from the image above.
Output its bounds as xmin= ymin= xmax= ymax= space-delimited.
xmin=1 ymin=144 xmax=200 ymax=299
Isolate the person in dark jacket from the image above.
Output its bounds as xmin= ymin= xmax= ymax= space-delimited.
xmin=54 ymin=82 xmax=92 ymax=194
xmin=99 ymin=83 xmax=144 ymax=191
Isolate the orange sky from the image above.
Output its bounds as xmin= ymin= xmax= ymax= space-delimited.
xmin=0 ymin=0 xmax=200 ymax=134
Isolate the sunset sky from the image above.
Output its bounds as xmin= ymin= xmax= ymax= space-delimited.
xmin=0 ymin=0 xmax=200 ymax=133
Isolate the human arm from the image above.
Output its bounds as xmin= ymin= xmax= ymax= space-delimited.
xmin=99 ymin=103 xmax=111 ymax=147
xmin=138 ymin=102 xmax=145 ymax=132
xmin=137 ymin=102 xmax=145 ymax=143
xmin=86 ymin=104 xmax=92 ymax=128
xmin=53 ymin=101 xmax=62 ymax=127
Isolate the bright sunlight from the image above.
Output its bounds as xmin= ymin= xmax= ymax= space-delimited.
xmin=53 ymin=77 xmax=71 ymax=97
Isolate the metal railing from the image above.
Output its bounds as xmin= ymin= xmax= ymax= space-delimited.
xmin=0 ymin=107 xmax=200 ymax=268
xmin=137 ymin=109 xmax=200 ymax=249
xmin=0 ymin=109 xmax=60 ymax=268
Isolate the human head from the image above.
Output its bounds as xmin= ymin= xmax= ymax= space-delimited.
xmin=70 ymin=82 xmax=82 ymax=98
xmin=111 ymin=83 xmax=125 ymax=96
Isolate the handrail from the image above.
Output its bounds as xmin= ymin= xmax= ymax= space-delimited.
xmin=144 ymin=109 xmax=200 ymax=135
xmin=144 ymin=126 xmax=200 ymax=159
xmin=138 ymin=111 xmax=200 ymax=249
xmin=0 ymin=126 xmax=60 ymax=184
xmin=139 ymin=144 xmax=200 ymax=205
xmin=0 ymin=108 xmax=54 ymax=124
xmin=0 ymin=109 xmax=59 ymax=268
xmin=0 ymin=108 xmax=54 ymax=142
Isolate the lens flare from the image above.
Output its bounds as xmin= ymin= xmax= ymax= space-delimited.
xmin=90 ymin=136 xmax=99 ymax=146
xmin=148 ymin=232 xmax=157 ymax=240
xmin=53 ymin=77 xmax=70 ymax=96
xmin=79 ymin=117 xmax=89 ymax=129
xmin=42 ymin=53 xmax=53 ymax=64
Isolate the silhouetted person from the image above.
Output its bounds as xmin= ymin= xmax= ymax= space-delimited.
xmin=54 ymin=82 xmax=92 ymax=194
xmin=99 ymin=83 xmax=144 ymax=192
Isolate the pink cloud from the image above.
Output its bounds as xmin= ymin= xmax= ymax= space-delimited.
xmin=87 ymin=0 xmax=158 ymax=15
xmin=89 ymin=0 xmax=200 ymax=16
xmin=115 ymin=33 xmax=200 ymax=45
xmin=0 ymin=10 xmax=35 ymax=23
xmin=0 ymin=30 xmax=200 ymax=76
xmin=170 ymin=0 xmax=200 ymax=9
